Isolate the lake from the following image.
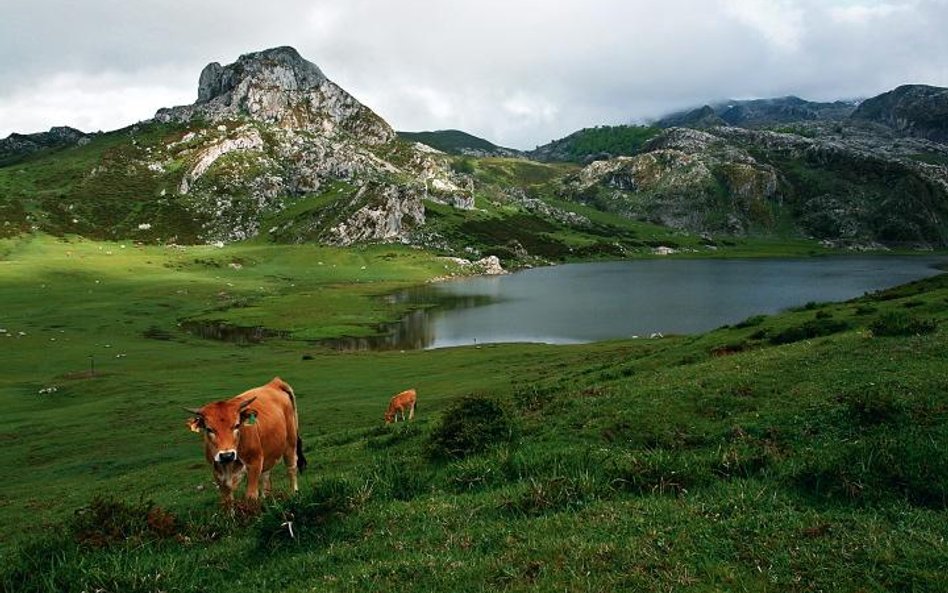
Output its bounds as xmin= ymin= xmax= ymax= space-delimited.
xmin=330 ymin=256 xmax=946 ymax=350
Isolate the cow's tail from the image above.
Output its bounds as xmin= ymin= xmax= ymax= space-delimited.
xmin=296 ymin=436 xmax=308 ymax=473
xmin=273 ymin=377 xmax=307 ymax=474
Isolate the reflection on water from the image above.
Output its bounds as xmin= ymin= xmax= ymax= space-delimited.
xmin=316 ymin=309 xmax=435 ymax=352
xmin=180 ymin=320 xmax=289 ymax=344
xmin=316 ymin=291 xmax=495 ymax=351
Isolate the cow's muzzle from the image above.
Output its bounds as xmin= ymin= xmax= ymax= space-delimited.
xmin=216 ymin=450 xmax=237 ymax=464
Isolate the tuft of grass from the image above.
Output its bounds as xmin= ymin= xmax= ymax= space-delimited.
xmin=870 ymin=311 xmax=938 ymax=336
xmin=427 ymin=394 xmax=517 ymax=460
xmin=768 ymin=316 xmax=850 ymax=345
xmin=71 ymin=496 xmax=181 ymax=549
xmin=255 ymin=478 xmax=366 ymax=548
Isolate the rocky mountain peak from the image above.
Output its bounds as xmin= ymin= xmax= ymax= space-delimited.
xmin=196 ymin=46 xmax=327 ymax=104
xmin=155 ymin=46 xmax=393 ymax=143
xmin=851 ymin=84 xmax=948 ymax=143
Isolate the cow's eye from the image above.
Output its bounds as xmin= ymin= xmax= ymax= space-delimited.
xmin=233 ymin=424 xmax=240 ymax=431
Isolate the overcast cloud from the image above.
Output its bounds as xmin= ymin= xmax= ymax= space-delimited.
xmin=2 ymin=0 xmax=946 ymax=149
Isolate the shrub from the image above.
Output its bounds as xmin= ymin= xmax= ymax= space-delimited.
xmin=710 ymin=341 xmax=749 ymax=357
xmin=450 ymin=158 xmax=476 ymax=175
xmin=71 ymin=496 xmax=180 ymax=548
xmin=769 ymin=317 xmax=850 ymax=345
xmin=256 ymin=477 xmax=365 ymax=547
xmin=870 ymin=311 xmax=937 ymax=337
xmin=734 ymin=314 xmax=766 ymax=329
xmin=427 ymin=394 xmax=516 ymax=460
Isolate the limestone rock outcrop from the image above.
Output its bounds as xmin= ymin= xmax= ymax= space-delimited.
xmin=145 ymin=46 xmax=472 ymax=244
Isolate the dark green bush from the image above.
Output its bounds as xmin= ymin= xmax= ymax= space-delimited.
xmin=256 ymin=478 xmax=364 ymax=547
xmin=450 ymin=157 xmax=476 ymax=175
xmin=710 ymin=341 xmax=749 ymax=356
xmin=71 ymin=496 xmax=180 ymax=548
xmin=870 ymin=311 xmax=937 ymax=337
xmin=427 ymin=394 xmax=516 ymax=460
xmin=735 ymin=314 xmax=766 ymax=329
xmin=769 ymin=317 xmax=850 ymax=345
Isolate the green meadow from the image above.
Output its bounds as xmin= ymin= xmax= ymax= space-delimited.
xmin=1 ymin=234 xmax=947 ymax=592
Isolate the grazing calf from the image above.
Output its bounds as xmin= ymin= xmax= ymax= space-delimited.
xmin=384 ymin=388 xmax=417 ymax=424
xmin=185 ymin=377 xmax=307 ymax=502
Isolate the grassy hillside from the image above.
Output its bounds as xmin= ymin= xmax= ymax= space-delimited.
xmin=530 ymin=125 xmax=661 ymax=162
xmin=1 ymin=235 xmax=946 ymax=592
xmin=0 ymin=122 xmax=204 ymax=242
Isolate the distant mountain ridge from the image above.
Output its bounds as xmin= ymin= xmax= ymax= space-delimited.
xmin=851 ymin=84 xmax=948 ymax=143
xmin=2 ymin=59 xmax=947 ymax=250
xmin=528 ymin=125 xmax=661 ymax=163
xmin=0 ymin=126 xmax=92 ymax=166
xmin=656 ymin=96 xmax=859 ymax=129
xmin=536 ymin=85 xmax=948 ymax=248
xmin=397 ymin=129 xmax=521 ymax=157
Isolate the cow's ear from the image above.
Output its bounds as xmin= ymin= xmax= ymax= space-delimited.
xmin=186 ymin=417 xmax=204 ymax=433
xmin=240 ymin=408 xmax=258 ymax=426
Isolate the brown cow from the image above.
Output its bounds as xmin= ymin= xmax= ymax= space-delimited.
xmin=185 ymin=377 xmax=307 ymax=502
xmin=384 ymin=388 xmax=417 ymax=424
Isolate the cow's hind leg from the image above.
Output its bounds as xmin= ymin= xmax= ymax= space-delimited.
xmin=284 ymin=448 xmax=299 ymax=493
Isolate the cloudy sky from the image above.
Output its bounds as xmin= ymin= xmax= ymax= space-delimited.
xmin=2 ymin=0 xmax=946 ymax=149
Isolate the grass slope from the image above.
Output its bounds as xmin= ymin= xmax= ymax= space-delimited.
xmin=1 ymin=236 xmax=947 ymax=592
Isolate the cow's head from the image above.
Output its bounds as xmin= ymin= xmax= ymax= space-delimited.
xmin=186 ymin=397 xmax=258 ymax=464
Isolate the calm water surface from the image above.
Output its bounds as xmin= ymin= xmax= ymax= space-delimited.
xmin=336 ymin=257 xmax=946 ymax=350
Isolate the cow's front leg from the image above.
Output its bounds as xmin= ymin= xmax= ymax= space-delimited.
xmin=244 ymin=459 xmax=263 ymax=500
xmin=261 ymin=470 xmax=272 ymax=498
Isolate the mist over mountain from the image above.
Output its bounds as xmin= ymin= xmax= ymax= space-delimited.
xmin=656 ymin=96 xmax=859 ymax=129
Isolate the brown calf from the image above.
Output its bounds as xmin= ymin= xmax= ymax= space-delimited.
xmin=186 ymin=377 xmax=307 ymax=502
xmin=384 ymin=388 xmax=417 ymax=424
